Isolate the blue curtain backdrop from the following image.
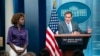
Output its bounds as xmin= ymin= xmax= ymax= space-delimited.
xmin=0 ymin=0 xmax=5 ymax=51
xmin=24 ymin=0 xmax=39 ymax=55
xmin=92 ymin=0 xmax=100 ymax=55
xmin=13 ymin=0 xmax=24 ymax=13
xmin=38 ymin=0 xmax=46 ymax=51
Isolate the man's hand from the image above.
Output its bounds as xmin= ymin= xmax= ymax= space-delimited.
xmin=87 ymin=27 xmax=92 ymax=34
xmin=72 ymin=31 xmax=80 ymax=35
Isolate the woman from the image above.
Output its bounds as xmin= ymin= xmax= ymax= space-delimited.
xmin=7 ymin=13 xmax=28 ymax=56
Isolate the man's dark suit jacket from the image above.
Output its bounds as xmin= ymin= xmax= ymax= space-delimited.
xmin=58 ymin=21 xmax=87 ymax=34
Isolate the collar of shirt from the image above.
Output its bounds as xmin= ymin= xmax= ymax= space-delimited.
xmin=14 ymin=25 xmax=25 ymax=30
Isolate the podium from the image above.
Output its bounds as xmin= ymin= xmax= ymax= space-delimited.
xmin=54 ymin=34 xmax=91 ymax=56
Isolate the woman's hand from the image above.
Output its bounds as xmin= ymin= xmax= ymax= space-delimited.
xmin=16 ymin=44 xmax=27 ymax=55
xmin=15 ymin=50 xmax=25 ymax=55
xmin=21 ymin=49 xmax=25 ymax=54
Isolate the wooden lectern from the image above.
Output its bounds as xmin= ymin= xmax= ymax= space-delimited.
xmin=55 ymin=34 xmax=91 ymax=56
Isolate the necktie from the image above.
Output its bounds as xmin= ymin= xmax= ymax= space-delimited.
xmin=67 ymin=23 xmax=71 ymax=33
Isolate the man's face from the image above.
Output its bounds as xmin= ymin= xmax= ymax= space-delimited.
xmin=65 ymin=13 xmax=72 ymax=22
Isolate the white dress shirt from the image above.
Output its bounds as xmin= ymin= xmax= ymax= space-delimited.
xmin=66 ymin=21 xmax=72 ymax=32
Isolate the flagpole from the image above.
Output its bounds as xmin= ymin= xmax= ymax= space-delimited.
xmin=53 ymin=0 xmax=56 ymax=8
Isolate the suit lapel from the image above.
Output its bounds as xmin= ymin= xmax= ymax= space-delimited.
xmin=71 ymin=22 xmax=76 ymax=31
xmin=63 ymin=21 xmax=69 ymax=33
xmin=71 ymin=22 xmax=74 ymax=31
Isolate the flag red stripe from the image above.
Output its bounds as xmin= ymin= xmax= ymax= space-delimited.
xmin=46 ymin=38 xmax=55 ymax=53
xmin=46 ymin=30 xmax=55 ymax=56
xmin=46 ymin=30 xmax=55 ymax=43
xmin=46 ymin=27 xmax=62 ymax=56
xmin=55 ymin=43 xmax=62 ymax=56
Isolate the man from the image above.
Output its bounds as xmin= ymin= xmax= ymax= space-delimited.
xmin=58 ymin=11 xmax=91 ymax=34
xmin=57 ymin=11 xmax=92 ymax=56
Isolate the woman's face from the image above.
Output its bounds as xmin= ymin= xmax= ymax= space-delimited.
xmin=18 ymin=17 xmax=25 ymax=25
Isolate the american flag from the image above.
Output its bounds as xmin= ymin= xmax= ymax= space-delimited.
xmin=46 ymin=6 xmax=62 ymax=56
